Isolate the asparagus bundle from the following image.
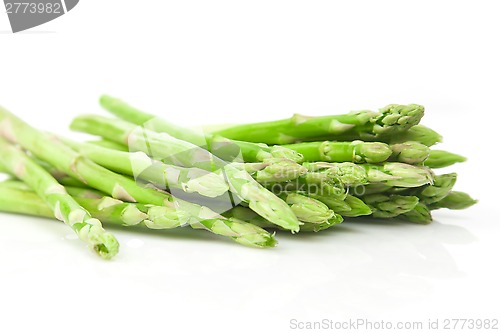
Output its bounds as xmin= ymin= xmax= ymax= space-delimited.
xmin=0 ymin=98 xmax=477 ymax=259
xmin=69 ymin=114 xmax=303 ymax=232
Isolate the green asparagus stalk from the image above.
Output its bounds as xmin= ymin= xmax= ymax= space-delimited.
xmin=356 ymin=183 xmax=393 ymax=195
xmin=424 ymin=150 xmax=467 ymax=168
xmin=233 ymin=158 xmax=308 ymax=183
xmin=360 ymin=162 xmax=434 ymax=188
xmin=0 ymin=179 xmax=32 ymax=190
xmin=0 ymin=107 xmax=255 ymax=234
xmin=389 ymin=125 xmax=442 ymax=146
xmin=362 ymin=193 xmax=420 ymax=218
xmin=302 ymin=161 xmax=433 ymax=188
xmin=208 ymin=104 xmax=425 ymax=144
xmin=0 ymin=184 xmax=181 ymax=228
xmin=402 ymin=190 xmax=477 ymax=224
xmin=31 ymin=159 xmax=91 ymax=188
xmin=0 ymin=156 xmax=88 ymax=188
xmin=224 ymin=205 xmax=343 ymax=232
xmin=65 ymin=186 xmax=108 ymax=199
xmin=68 ymin=187 xmax=191 ymax=229
xmin=285 ymin=140 xmax=429 ymax=165
xmin=70 ymin=114 xmax=302 ymax=232
xmin=99 ymin=95 xmax=304 ymax=163
xmin=0 ymin=181 xmax=277 ymax=248
xmin=248 ymin=142 xmax=303 ymax=163
xmin=400 ymin=202 xmax=432 ymax=224
xmin=351 ymin=173 xmax=456 ymax=204
xmin=192 ymin=217 xmax=278 ymax=248
xmin=298 ymin=219 xmax=343 ymax=232
xmin=429 ymin=191 xmax=477 ymax=210
xmin=0 ymin=180 xmax=107 ymax=200
xmin=86 ymin=139 xmax=128 ymax=152
xmin=0 ymin=183 xmax=63 ymax=217
xmin=223 ymin=206 xmax=277 ymax=228
xmin=0 ymin=137 xmax=119 ymax=259
xmin=267 ymin=171 xmax=347 ymax=198
xmin=281 ymin=192 xmax=336 ymax=224
xmin=389 ymin=141 xmax=430 ymax=164
xmin=63 ymin=139 xmax=229 ymax=198
xmin=302 ymin=162 xmax=369 ymax=186
xmin=283 ymin=141 xmax=392 ymax=163
xmin=312 ymin=194 xmax=372 ymax=217
xmin=409 ymin=173 xmax=457 ymax=205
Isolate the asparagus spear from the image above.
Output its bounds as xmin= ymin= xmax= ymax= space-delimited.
xmin=70 ymin=114 xmax=302 ymax=232
xmin=0 ymin=107 xmax=252 ymax=234
xmin=303 ymin=161 xmax=433 ymax=188
xmin=232 ymin=140 xmax=304 ymax=163
xmin=235 ymin=158 xmax=308 ymax=183
xmin=0 ymin=182 xmax=64 ymax=217
xmin=283 ymin=141 xmax=392 ymax=163
xmin=194 ymin=217 xmax=277 ymax=248
xmin=0 ymin=181 xmax=277 ymax=248
xmin=389 ymin=141 xmax=430 ymax=164
xmin=208 ymin=104 xmax=425 ymax=144
xmin=1 ymin=180 xmax=111 ymax=201
xmin=0 ymin=179 xmax=32 ymax=190
xmin=266 ymin=171 xmax=347 ymax=198
xmin=271 ymin=162 xmax=431 ymax=200
xmin=355 ymin=183 xmax=393 ymax=195
xmin=99 ymin=95 xmax=304 ymax=163
xmin=429 ymin=191 xmax=477 ymax=210
xmin=362 ymin=193 xmax=420 ymax=218
xmin=63 ymin=139 xmax=229 ymax=198
xmin=312 ymin=194 xmax=372 ymax=217
xmin=223 ymin=206 xmax=277 ymax=229
xmin=224 ymin=205 xmax=343 ymax=232
xmin=389 ymin=125 xmax=442 ymax=147
xmin=0 ymin=137 xmax=119 ymax=259
xmin=67 ymin=186 xmax=191 ymax=229
xmin=282 ymin=192 xmax=335 ymax=224
xmin=0 ymin=183 xmax=180 ymax=228
xmin=298 ymin=218 xmax=343 ymax=232
xmin=351 ymin=173 xmax=456 ymax=204
xmin=401 ymin=190 xmax=477 ymax=223
xmin=400 ymin=202 xmax=432 ymax=224
xmin=285 ymin=140 xmax=429 ymax=165
xmin=360 ymin=162 xmax=434 ymax=188
xmin=302 ymin=162 xmax=368 ymax=186
xmin=424 ymin=150 xmax=467 ymax=168
xmin=409 ymin=173 xmax=457 ymax=204
xmin=0 ymin=155 xmax=88 ymax=188
xmin=86 ymin=139 xmax=128 ymax=151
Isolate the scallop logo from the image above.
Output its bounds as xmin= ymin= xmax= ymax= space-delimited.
xmin=4 ymin=0 xmax=78 ymax=33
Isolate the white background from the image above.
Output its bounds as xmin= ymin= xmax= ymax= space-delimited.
xmin=1 ymin=1 xmax=499 ymax=332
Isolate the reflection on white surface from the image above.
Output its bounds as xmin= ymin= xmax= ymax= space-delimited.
xmin=275 ymin=217 xmax=477 ymax=317
xmin=1 ymin=207 xmax=496 ymax=333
